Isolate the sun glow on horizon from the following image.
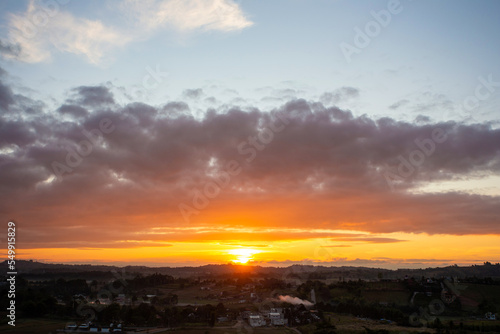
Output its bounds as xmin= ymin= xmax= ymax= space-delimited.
xmin=14 ymin=233 xmax=500 ymax=269
xmin=228 ymin=248 xmax=261 ymax=264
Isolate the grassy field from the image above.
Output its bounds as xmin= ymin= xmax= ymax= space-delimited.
xmin=458 ymin=283 xmax=500 ymax=311
xmin=362 ymin=290 xmax=411 ymax=305
xmin=310 ymin=313 xmax=437 ymax=334
xmin=155 ymin=284 xmax=274 ymax=310
xmin=157 ymin=284 xmax=232 ymax=305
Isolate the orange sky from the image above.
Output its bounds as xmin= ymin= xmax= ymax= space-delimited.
xmin=17 ymin=231 xmax=500 ymax=269
xmin=11 ymin=184 xmax=500 ymax=269
xmin=2 ymin=82 xmax=500 ymax=269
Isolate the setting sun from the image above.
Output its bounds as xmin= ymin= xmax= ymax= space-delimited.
xmin=228 ymin=248 xmax=261 ymax=264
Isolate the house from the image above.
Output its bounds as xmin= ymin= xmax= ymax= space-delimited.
xmin=249 ymin=315 xmax=266 ymax=327
xmin=268 ymin=308 xmax=286 ymax=326
xmin=269 ymin=312 xmax=285 ymax=325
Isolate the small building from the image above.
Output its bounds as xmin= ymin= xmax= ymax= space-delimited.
xmin=249 ymin=315 xmax=266 ymax=327
xmin=268 ymin=309 xmax=286 ymax=326
xmin=269 ymin=312 xmax=285 ymax=325
xmin=65 ymin=323 xmax=77 ymax=330
xmin=78 ymin=323 xmax=90 ymax=330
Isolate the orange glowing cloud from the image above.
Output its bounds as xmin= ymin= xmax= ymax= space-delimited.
xmin=1 ymin=80 xmax=500 ymax=267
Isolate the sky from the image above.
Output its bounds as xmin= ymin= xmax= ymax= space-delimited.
xmin=0 ymin=0 xmax=499 ymax=269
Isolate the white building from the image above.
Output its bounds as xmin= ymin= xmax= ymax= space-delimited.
xmin=269 ymin=312 xmax=285 ymax=325
xmin=268 ymin=308 xmax=287 ymax=326
xmin=249 ymin=315 xmax=266 ymax=327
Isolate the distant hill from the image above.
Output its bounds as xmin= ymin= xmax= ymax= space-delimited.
xmin=1 ymin=260 xmax=499 ymax=280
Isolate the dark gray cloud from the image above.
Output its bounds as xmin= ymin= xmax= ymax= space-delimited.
xmin=0 ymin=71 xmax=14 ymax=111
xmin=415 ymin=115 xmax=431 ymax=123
xmin=57 ymin=104 xmax=89 ymax=118
xmin=0 ymin=118 xmax=37 ymax=148
xmin=161 ymin=101 xmax=190 ymax=116
xmin=0 ymin=75 xmax=499 ymax=249
xmin=70 ymin=86 xmax=115 ymax=107
xmin=183 ymin=88 xmax=204 ymax=99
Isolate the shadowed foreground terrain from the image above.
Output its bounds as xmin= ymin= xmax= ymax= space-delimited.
xmin=1 ymin=261 xmax=499 ymax=333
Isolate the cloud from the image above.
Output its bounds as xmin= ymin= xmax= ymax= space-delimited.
xmin=1 ymin=73 xmax=500 ymax=249
xmin=414 ymin=115 xmax=431 ymax=123
xmin=69 ymin=86 xmax=115 ymax=107
xmin=389 ymin=99 xmax=409 ymax=110
xmin=57 ymin=105 xmax=89 ymax=118
xmin=320 ymin=86 xmax=360 ymax=105
xmin=265 ymin=258 xmax=391 ymax=266
xmin=0 ymin=80 xmax=15 ymax=111
xmin=183 ymin=88 xmax=204 ymax=99
xmin=123 ymin=0 xmax=253 ymax=33
xmin=0 ymin=39 xmax=21 ymax=58
xmin=6 ymin=1 xmax=131 ymax=64
xmin=3 ymin=0 xmax=252 ymax=64
xmin=412 ymin=92 xmax=454 ymax=114
xmin=264 ymin=257 xmax=462 ymax=268
xmin=326 ymin=237 xmax=406 ymax=244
